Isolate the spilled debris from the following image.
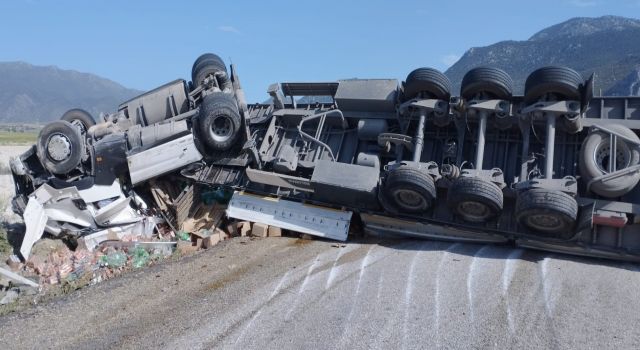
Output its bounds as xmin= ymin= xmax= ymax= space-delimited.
xmin=1 ymin=182 xmax=302 ymax=310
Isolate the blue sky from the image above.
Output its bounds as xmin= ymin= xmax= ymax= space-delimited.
xmin=1 ymin=0 xmax=639 ymax=102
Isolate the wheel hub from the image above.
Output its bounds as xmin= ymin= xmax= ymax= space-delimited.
xmin=69 ymin=119 xmax=86 ymax=134
xmin=457 ymin=201 xmax=490 ymax=222
xmin=47 ymin=134 xmax=72 ymax=162
xmin=393 ymin=189 xmax=426 ymax=211
xmin=594 ymin=139 xmax=631 ymax=174
xmin=210 ymin=115 xmax=232 ymax=142
xmin=526 ymin=213 xmax=562 ymax=232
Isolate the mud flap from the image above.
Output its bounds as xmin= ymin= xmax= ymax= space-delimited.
xmin=573 ymin=201 xmax=596 ymax=242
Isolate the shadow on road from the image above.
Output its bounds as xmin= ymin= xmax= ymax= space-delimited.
xmin=344 ymin=235 xmax=640 ymax=272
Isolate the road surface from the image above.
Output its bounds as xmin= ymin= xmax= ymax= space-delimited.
xmin=1 ymin=236 xmax=639 ymax=349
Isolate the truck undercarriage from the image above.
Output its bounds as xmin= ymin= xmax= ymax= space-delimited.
xmin=9 ymin=53 xmax=640 ymax=262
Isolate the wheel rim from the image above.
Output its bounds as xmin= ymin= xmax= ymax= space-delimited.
xmin=209 ymin=115 xmax=233 ymax=143
xmin=456 ymin=200 xmax=491 ymax=222
xmin=47 ymin=133 xmax=72 ymax=162
xmin=69 ymin=119 xmax=87 ymax=134
xmin=200 ymin=73 xmax=213 ymax=86
xmin=593 ymin=137 xmax=632 ymax=174
xmin=392 ymin=189 xmax=427 ymax=211
xmin=526 ymin=213 xmax=564 ymax=232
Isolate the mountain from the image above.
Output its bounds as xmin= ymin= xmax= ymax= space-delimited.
xmin=0 ymin=62 xmax=142 ymax=123
xmin=606 ymin=67 xmax=640 ymax=96
xmin=445 ymin=16 xmax=640 ymax=96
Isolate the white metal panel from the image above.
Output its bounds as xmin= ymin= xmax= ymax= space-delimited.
xmin=127 ymin=134 xmax=203 ymax=185
xmin=20 ymin=198 xmax=48 ymax=259
xmin=78 ymin=179 xmax=122 ymax=203
xmin=226 ymin=191 xmax=352 ymax=241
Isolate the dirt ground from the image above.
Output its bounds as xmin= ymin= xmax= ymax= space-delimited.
xmin=0 ymin=146 xmax=29 ymax=257
xmin=2 ymin=145 xmax=640 ymax=349
xmin=1 ymin=236 xmax=640 ymax=350
xmin=0 ymin=145 xmax=29 ymax=218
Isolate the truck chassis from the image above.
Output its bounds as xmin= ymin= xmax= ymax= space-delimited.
xmin=10 ymin=53 xmax=640 ymax=262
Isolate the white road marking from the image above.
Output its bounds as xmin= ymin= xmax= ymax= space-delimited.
xmin=326 ymin=246 xmax=348 ymax=290
xmin=402 ymin=248 xmax=423 ymax=349
xmin=467 ymin=245 xmax=491 ymax=325
xmin=337 ymin=245 xmax=376 ymax=346
xmin=435 ymin=243 xmax=458 ymax=347
xmin=285 ymin=254 xmax=321 ymax=319
xmin=540 ymin=257 xmax=554 ymax=316
xmin=235 ymin=270 xmax=291 ymax=345
xmin=503 ymin=249 xmax=523 ymax=333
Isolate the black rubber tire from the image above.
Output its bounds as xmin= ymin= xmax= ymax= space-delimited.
xmin=197 ymin=92 xmax=241 ymax=151
xmin=579 ymin=124 xmax=640 ymax=198
xmin=524 ymin=66 xmax=583 ymax=104
xmin=447 ymin=176 xmax=503 ymax=223
xmin=460 ymin=67 xmax=513 ymax=100
xmin=191 ymin=53 xmax=225 ymax=76
xmin=36 ymin=120 xmax=84 ymax=175
xmin=516 ymin=189 xmax=578 ymax=235
xmin=192 ymin=53 xmax=231 ymax=90
xmin=60 ymin=108 xmax=96 ymax=134
xmin=403 ymin=68 xmax=451 ymax=101
xmin=383 ymin=166 xmax=436 ymax=213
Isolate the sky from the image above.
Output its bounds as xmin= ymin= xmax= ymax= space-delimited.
xmin=1 ymin=0 xmax=639 ymax=102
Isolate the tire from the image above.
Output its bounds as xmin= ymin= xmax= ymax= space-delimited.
xmin=60 ymin=108 xmax=96 ymax=134
xmin=403 ymin=68 xmax=451 ymax=101
xmin=516 ymin=188 xmax=578 ymax=235
xmin=192 ymin=53 xmax=231 ymax=90
xmin=579 ymin=124 xmax=640 ymax=198
xmin=197 ymin=92 xmax=241 ymax=151
xmin=524 ymin=66 xmax=583 ymax=104
xmin=191 ymin=53 xmax=225 ymax=77
xmin=36 ymin=120 xmax=84 ymax=175
xmin=383 ymin=166 xmax=436 ymax=213
xmin=447 ymin=176 xmax=503 ymax=223
xmin=460 ymin=67 xmax=513 ymax=100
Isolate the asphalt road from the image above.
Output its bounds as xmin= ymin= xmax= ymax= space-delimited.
xmin=1 ymin=236 xmax=639 ymax=349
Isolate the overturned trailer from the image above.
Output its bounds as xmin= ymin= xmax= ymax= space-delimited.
xmin=10 ymin=53 xmax=640 ymax=262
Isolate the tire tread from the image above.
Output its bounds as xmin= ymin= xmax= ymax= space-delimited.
xmin=460 ymin=67 xmax=513 ymax=100
xmin=404 ymin=68 xmax=451 ymax=100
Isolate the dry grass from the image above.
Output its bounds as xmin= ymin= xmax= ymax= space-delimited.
xmin=0 ymin=131 xmax=38 ymax=145
xmin=0 ymin=225 xmax=10 ymax=255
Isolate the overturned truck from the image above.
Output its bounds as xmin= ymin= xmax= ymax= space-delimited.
xmin=10 ymin=53 xmax=640 ymax=262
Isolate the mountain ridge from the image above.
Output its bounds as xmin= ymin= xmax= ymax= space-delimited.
xmin=0 ymin=61 xmax=142 ymax=123
xmin=445 ymin=16 xmax=640 ymax=97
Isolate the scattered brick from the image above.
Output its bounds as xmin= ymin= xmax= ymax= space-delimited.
xmin=251 ymin=223 xmax=269 ymax=237
xmin=268 ymin=226 xmax=282 ymax=237
xmin=203 ymin=234 xmax=221 ymax=249
xmin=176 ymin=241 xmax=199 ymax=255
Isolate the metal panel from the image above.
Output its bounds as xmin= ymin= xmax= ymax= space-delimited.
xmin=226 ymin=191 xmax=352 ymax=241
xmin=281 ymin=82 xmax=339 ymax=97
xmin=246 ymin=168 xmax=314 ymax=192
xmin=118 ymin=79 xmax=189 ymax=126
xmin=20 ymin=198 xmax=48 ymax=259
xmin=127 ymin=134 xmax=203 ymax=185
xmin=77 ymin=180 xmax=122 ymax=203
xmin=310 ymin=160 xmax=379 ymax=209
xmin=360 ymin=213 xmax=508 ymax=243
xmin=334 ymin=79 xmax=398 ymax=112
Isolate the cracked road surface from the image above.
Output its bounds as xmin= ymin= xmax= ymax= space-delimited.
xmin=1 ymin=236 xmax=639 ymax=349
